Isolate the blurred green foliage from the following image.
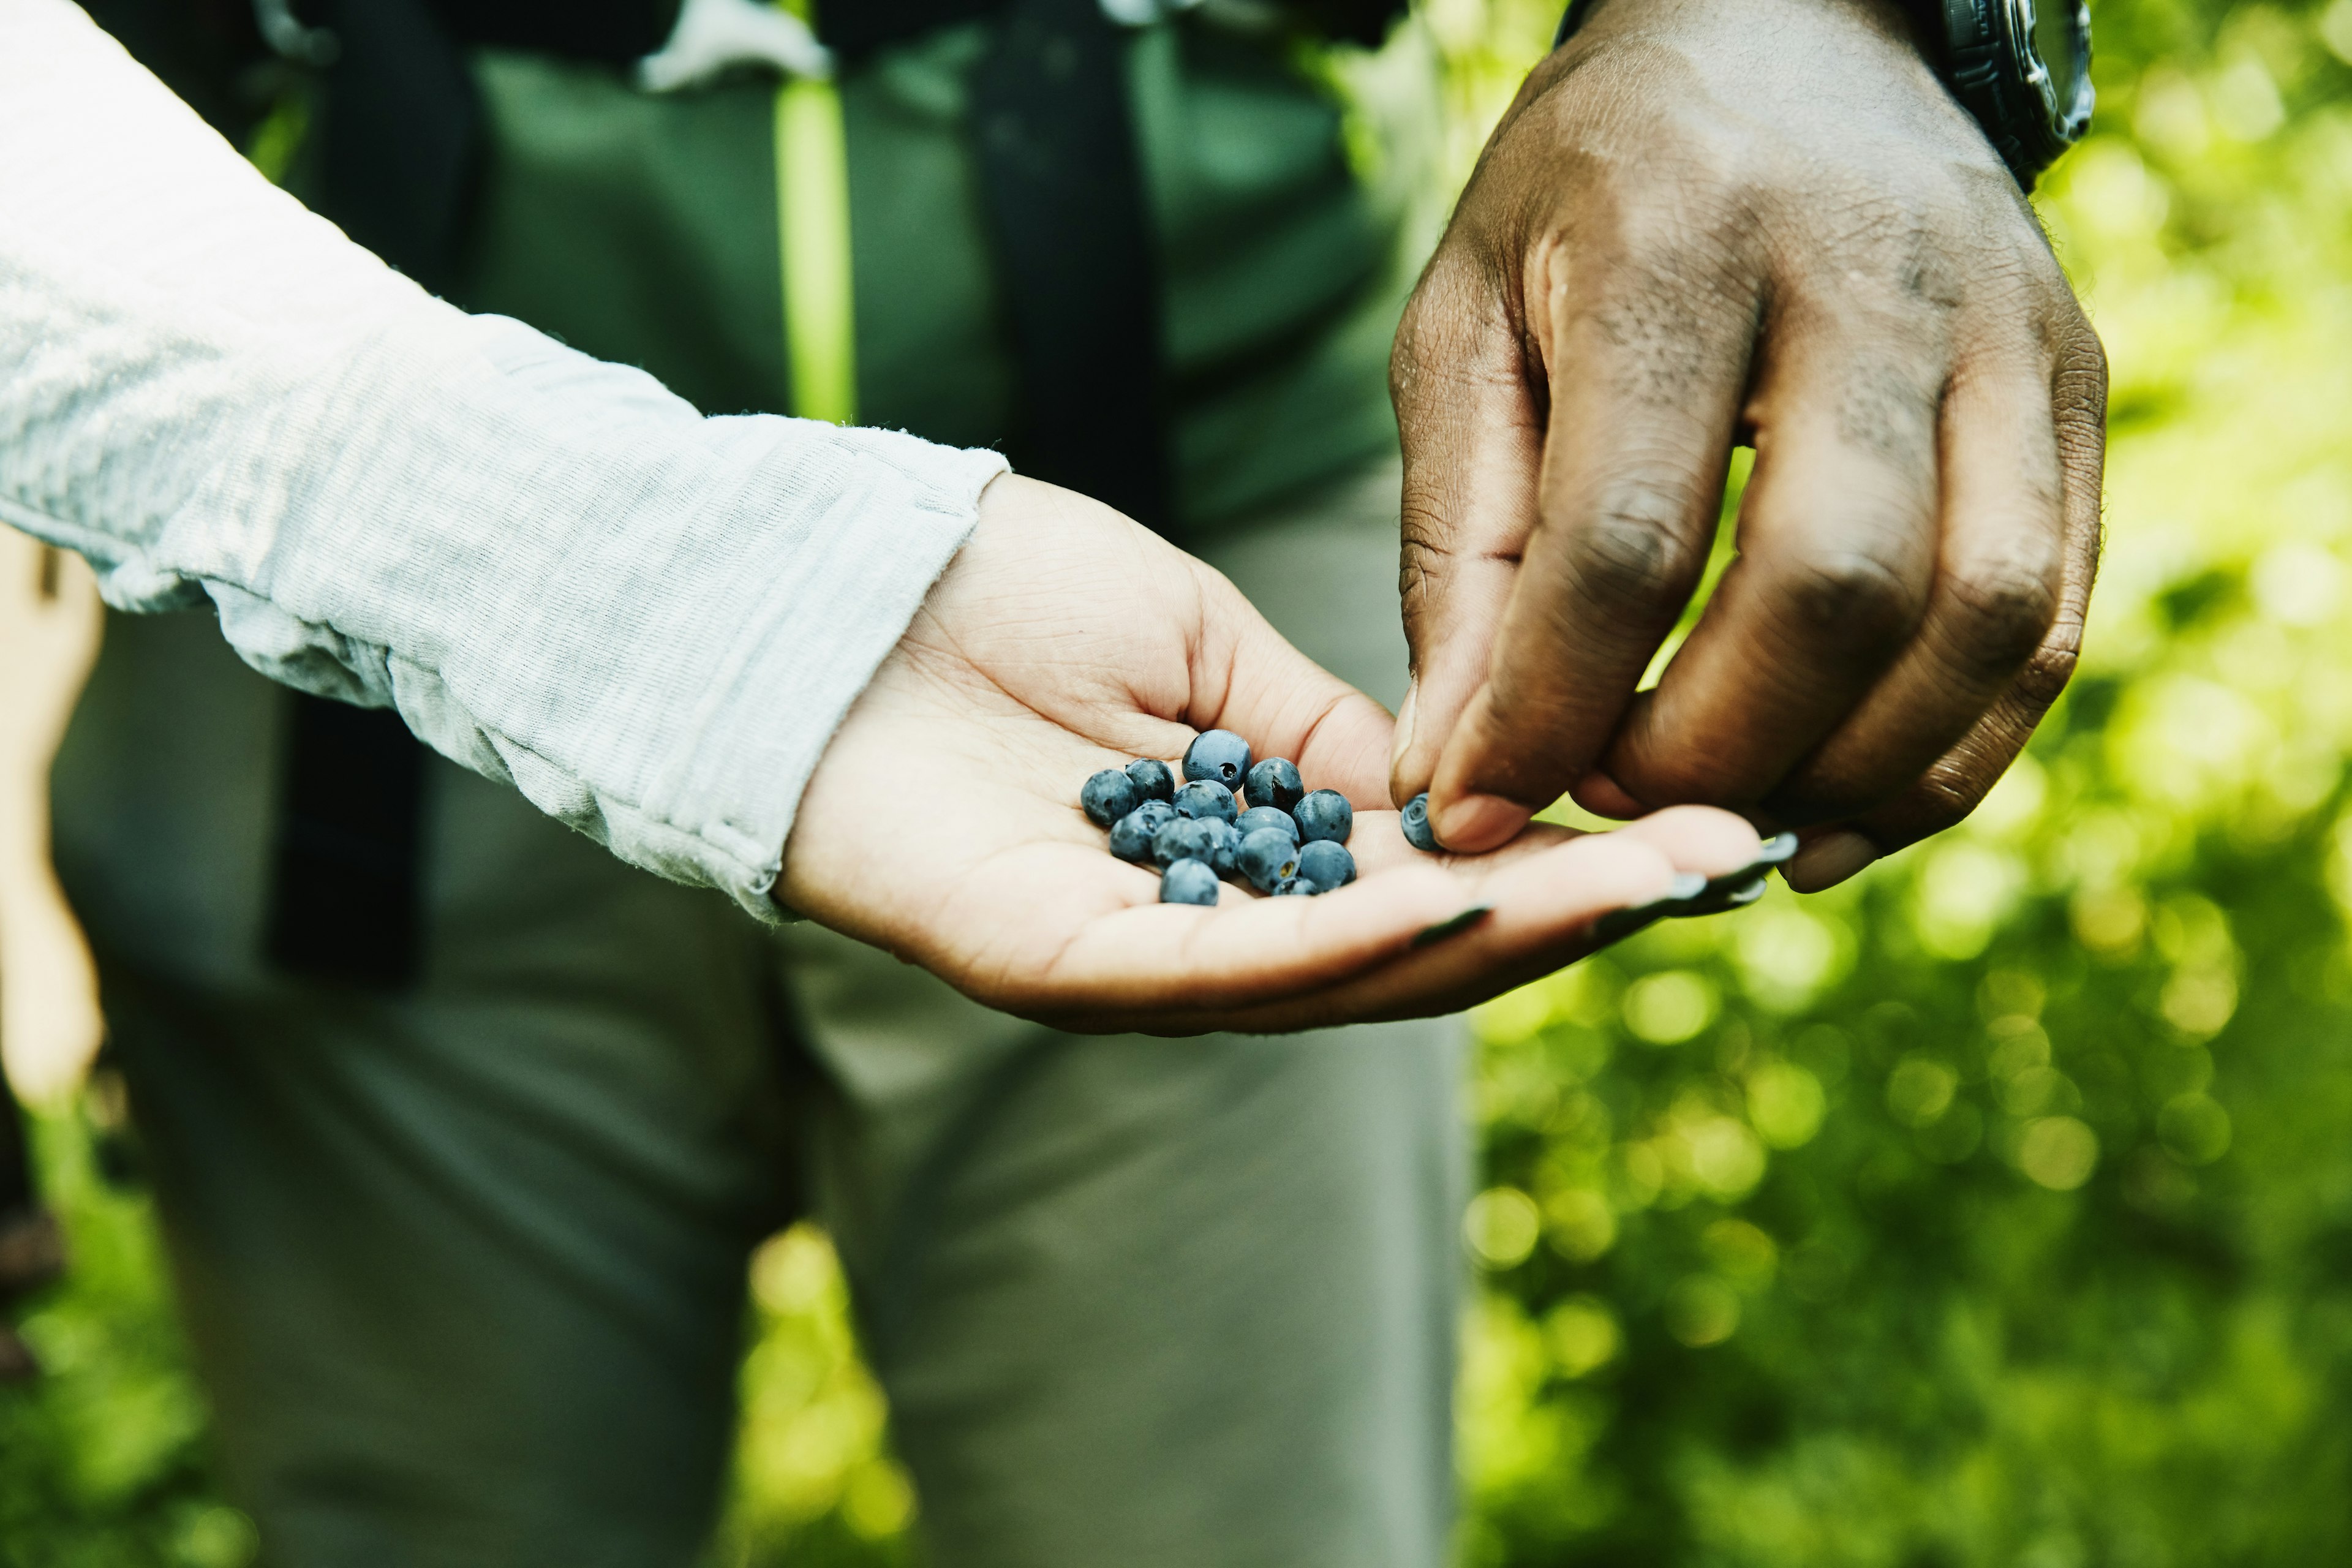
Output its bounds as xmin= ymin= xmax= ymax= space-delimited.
xmin=13 ymin=1 xmax=2352 ymax=1564
xmin=1 ymin=1113 xmax=248 ymax=1567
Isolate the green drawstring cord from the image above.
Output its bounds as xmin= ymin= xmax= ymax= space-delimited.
xmin=775 ymin=0 xmax=856 ymax=425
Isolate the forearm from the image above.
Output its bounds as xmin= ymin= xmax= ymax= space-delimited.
xmin=0 ymin=0 xmax=1003 ymax=917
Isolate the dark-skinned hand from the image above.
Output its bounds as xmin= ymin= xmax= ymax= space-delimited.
xmin=1387 ymin=0 xmax=2107 ymax=890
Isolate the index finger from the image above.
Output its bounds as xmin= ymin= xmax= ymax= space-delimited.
xmin=1422 ymin=232 xmax=1757 ymax=852
xmin=1387 ymin=246 xmax=1547 ymax=812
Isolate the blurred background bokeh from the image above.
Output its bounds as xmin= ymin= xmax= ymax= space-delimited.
xmin=9 ymin=0 xmax=2352 ymax=1561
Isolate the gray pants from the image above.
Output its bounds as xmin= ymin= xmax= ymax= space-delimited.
xmin=51 ymin=461 xmax=1465 ymax=1567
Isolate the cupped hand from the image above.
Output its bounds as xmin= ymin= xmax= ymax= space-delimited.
xmin=1388 ymin=0 xmax=2106 ymax=890
xmin=780 ymin=475 xmax=1771 ymax=1036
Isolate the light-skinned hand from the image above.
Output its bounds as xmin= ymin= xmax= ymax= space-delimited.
xmin=1387 ymin=0 xmax=2107 ymax=891
xmin=782 ymin=475 xmax=1774 ymax=1036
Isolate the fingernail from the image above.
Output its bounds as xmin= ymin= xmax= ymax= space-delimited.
xmin=1643 ymin=867 xmax=1763 ymax=927
xmin=1665 ymin=833 xmax=1798 ymax=912
xmin=1433 ymin=793 xmax=1528 ymax=850
xmin=1412 ymin=905 xmax=1492 ymax=948
xmin=1650 ymin=843 xmax=1795 ymax=925
xmin=1783 ymin=831 xmax=1879 ymax=894
xmin=1390 ymin=679 xmax=1420 ymax=770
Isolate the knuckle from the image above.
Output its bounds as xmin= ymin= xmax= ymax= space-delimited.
xmin=2056 ymin=325 xmax=2111 ymax=428
xmin=1390 ymin=252 xmax=1503 ymax=405
xmin=1396 ymin=532 xmax=1451 ymax=595
xmin=1397 ymin=519 xmax=1450 ymax=563
xmin=1941 ymin=562 xmax=2062 ymax=676
xmin=1774 ymin=543 xmax=1929 ymax=648
xmin=1389 ymin=318 xmax=1454 ymax=418
xmin=1909 ymin=753 xmax=1998 ymax=831
xmin=1561 ymin=484 xmax=1711 ymax=612
xmin=1395 ymin=533 xmax=1452 ymax=633
xmin=1389 ymin=293 xmax=1446 ymax=401
xmin=2024 ymin=291 xmax=2108 ymax=410
xmin=2011 ymin=633 xmax=2081 ymax=712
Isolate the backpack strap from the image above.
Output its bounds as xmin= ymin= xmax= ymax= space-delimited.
xmin=970 ymin=0 xmax=1170 ymax=529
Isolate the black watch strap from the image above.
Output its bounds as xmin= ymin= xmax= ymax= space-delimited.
xmin=1919 ymin=0 xmax=2070 ymax=187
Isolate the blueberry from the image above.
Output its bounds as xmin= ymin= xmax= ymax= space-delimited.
xmin=1109 ymin=801 xmax=1175 ymax=863
xmin=1234 ymin=805 xmax=1299 ymax=843
xmin=1183 ymin=729 xmax=1252 ymax=788
xmin=1296 ymin=839 xmax=1356 ymax=892
xmin=1400 ymin=793 xmax=1438 ymax=852
xmin=1153 ymin=816 xmax=1217 ymax=869
xmin=1081 ymin=768 xmax=1140 ymax=829
xmin=1237 ymin=827 xmax=1302 ymax=894
xmin=1125 ymin=757 xmax=1177 ymax=804
xmin=1173 ymin=779 xmax=1238 ymax=825
xmin=1199 ymin=816 xmax=1241 ymax=877
xmin=1270 ymin=875 xmax=1311 ymax=896
xmin=1292 ymin=790 xmax=1353 ymax=845
xmin=1243 ymin=758 xmax=1303 ymax=812
xmin=1161 ymin=858 xmax=1220 ymax=906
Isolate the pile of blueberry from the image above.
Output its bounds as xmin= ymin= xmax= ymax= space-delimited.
xmin=1082 ymin=730 xmax=1370 ymax=905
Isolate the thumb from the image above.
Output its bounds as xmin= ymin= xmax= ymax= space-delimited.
xmin=1193 ymin=564 xmax=1399 ymax=809
xmin=1388 ymin=249 xmax=1544 ymax=812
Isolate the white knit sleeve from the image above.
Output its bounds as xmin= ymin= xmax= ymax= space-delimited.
xmin=0 ymin=0 xmax=1006 ymax=920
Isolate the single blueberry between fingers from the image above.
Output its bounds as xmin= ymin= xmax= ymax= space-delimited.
xmin=1238 ymin=827 xmax=1302 ymax=894
xmin=1296 ymin=839 xmax=1356 ymax=892
xmin=1183 ymin=729 xmax=1252 ymax=788
xmin=1081 ymin=768 xmax=1140 ymax=829
xmin=1292 ymin=790 xmax=1353 ymax=845
xmin=1173 ymin=779 xmax=1238 ymax=824
xmin=1243 ymin=758 xmax=1303 ymax=812
xmin=1109 ymin=801 xmax=1175 ymax=863
xmin=1234 ymin=805 xmax=1299 ymax=843
xmin=1400 ymin=793 xmax=1439 ymax=853
xmin=1153 ymin=816 xmax=1218 ymax=869
xmin=1125 ymin=756 xmax=1177 ymax=804
xmin=1161 ymin=858 xmax=1220 ymax=906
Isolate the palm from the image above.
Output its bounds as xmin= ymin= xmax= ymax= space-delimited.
xmin=782 ymin=478 xmax=1766 ymax=1035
